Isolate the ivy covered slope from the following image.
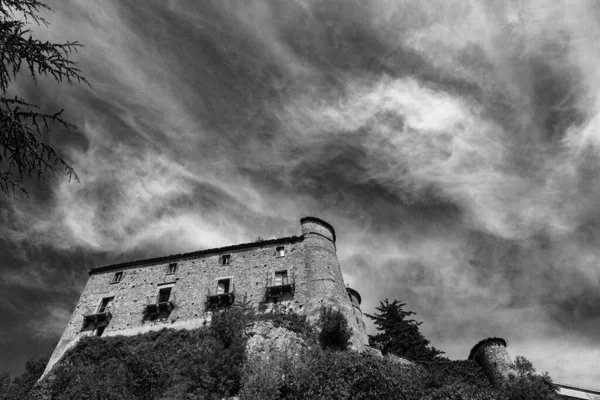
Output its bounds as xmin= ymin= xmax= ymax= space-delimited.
xmin=2 ymin=301 xmax=561 ymax=400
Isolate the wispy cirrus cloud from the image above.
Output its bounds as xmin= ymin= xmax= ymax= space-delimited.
xmin=1 ymin=0 xmax=600 ymax=387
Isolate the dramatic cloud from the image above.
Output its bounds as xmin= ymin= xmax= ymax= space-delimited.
xmin=1 ymin=0 xmax=600 ymax=387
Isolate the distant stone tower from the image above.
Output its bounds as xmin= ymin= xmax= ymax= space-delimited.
xmin=346 ymin=287 xmax=368 ymax=345
xmin=300 ymin=217 xmax=366 ymax=350
xmin=468 ymin=337 xmax=514 ymax=385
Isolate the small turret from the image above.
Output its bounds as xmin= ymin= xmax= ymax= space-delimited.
xmin=346 ymin=287 xmax=368 ymax=344
xmin=468 ymin=337 xmax=514 ymax=385
xmin=301 ymin=216 xmax=336 ymax=243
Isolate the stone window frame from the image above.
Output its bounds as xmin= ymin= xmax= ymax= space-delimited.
xmin=275 ymin=246 xmax=285 ymax=258
xmin=166 ymin=262 xmax=177 ymax=275
xmin=272 ymin=269 xmax=288 ymax=284
xmin=155 ymin=282 xmax=176 ymax=303
xmin=111 ymin=271 xmax=123 ymax=284
xmin=95 ymin=295 xmax=115 ymax=314
xmin=215 ymin=275 xmax=234 ymax=294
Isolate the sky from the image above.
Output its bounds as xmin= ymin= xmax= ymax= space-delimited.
xmin=1 ymin=0 xmax=600 ymax=388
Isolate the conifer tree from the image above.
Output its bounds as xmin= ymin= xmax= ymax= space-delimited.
xmin=0 ymin=0 xmax=88 ymax=195
xmin=0 ymin=357 xmax=48 ymax=400
xmin=366 ymin=299 xmax=445 ymax=361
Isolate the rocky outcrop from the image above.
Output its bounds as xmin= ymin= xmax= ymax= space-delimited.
xmin=245 ymin=321 xmax=305 ymax=361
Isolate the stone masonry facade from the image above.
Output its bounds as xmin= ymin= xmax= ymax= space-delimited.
xmin=43 ymin=217 xmax=367 ymax=378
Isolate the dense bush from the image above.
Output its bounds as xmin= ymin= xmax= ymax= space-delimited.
xmin=317 ymin=306 xmax=351 ymax=350
xmin=501 ymin=356 xmax=560 ymax=400
xmin=239 ymin=349 xmax=523 ymax=400
xmin=39 ymin=302 xmax=257 ymax=400
xmin=46 ymin=329 xmax=242 ymax=400
xmin=0 ymin=357 xmax=48 ymax=400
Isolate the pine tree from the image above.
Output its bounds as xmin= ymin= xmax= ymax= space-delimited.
xmin=366 ymin=299 xmax=445 ymax=361
xmin=1 ymin=357 xmax=48 ymax=400
xmin=0 ymin=0 xmax=89 ymax=195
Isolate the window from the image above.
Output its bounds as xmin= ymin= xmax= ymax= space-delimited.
xmin=112 ymin=271 xmax=123 ymax=283
xmin=216 ymin=278 xmax=231 ymax=294
xmin=97 ymin=297 xmax=114 ymax=314
xmin=221 ymin=254 xmax=231 ymax=265
xmin=167 ymin=263 xmax=177 ymax=274
xmin=274 ymin=270 xmax=288 ymax=286
xmin=95 ymin=326 xmax=106 ymax=337
xmin=158 ymin=287 xmax=172 ymax=303
xmin=276 ymin=246 xmax=285 ymax=257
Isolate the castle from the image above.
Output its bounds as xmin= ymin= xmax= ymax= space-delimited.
xmin=43 ymin=217 xmax=368 ymax=378
xmin=42 ymin=217 xmax=600 ymax=399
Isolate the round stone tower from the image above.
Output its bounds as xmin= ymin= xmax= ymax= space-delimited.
xmin=300 ymin=217 xmax=365 ymax=350
xmin=346 ymin=287 xmax=368 ymax=344
xmin=468 ymin=337 xmax=514 ymax=385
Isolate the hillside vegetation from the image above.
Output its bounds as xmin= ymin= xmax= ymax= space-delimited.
xmin=1 ymin=301 xmax=560 ymax=400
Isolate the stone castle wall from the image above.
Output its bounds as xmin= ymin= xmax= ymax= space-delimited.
xmin=43 ymin=217 xmax=367 ymax=378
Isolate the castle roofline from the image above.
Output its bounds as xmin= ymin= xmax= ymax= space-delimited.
xmin=89 ymin=235 xmax=303 ymax=275
xmin=300 ymin=216 xmax=336 ymax=243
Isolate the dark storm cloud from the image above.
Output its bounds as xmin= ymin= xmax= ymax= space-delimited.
xmin=1 ymin=0 xmax=600 ymax=386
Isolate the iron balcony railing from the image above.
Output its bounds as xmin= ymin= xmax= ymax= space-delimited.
xmin=266 ymin=276 xmax=295 ymax=297
xmin=267 ymin=276 xmax=295 ymax=288
xmin=82 ymin=304 xmax=114 ymax=326
xmin=207 ymin=284 xmax=236 ymax=306
xmin=145 ymin=293 xmax=176 ymax=314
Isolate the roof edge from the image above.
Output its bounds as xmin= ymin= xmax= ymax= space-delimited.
xmin=346 ymin=287 xmax=362 ymax=305
xmin=300 ymin=216 xmax=336 ymax=243
xmin=468 ymin=337 xmax=507 ymax=360
xmin=89 ymin=235 xmax=304 ymax=276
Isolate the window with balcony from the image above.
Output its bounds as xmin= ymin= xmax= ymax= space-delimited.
xmin=207 ymin=277 xmax=235 ymax=306
xmin=145 ymin=284 xmax=176 ymax=318
xmin=274 ymin=270 xmax=287 ymax=285
xmin=267 ymin=270 xmax=294 ymax=299
xmin=98 ymin=297 xmax=114 ymax=313
xmin=276 ymin=246 xmax=285 ymax=257
xmin=217 ymin=278 xmax=230 ymax=294
xmin=167 ymin=262 xmax=177 ymax=274
xmin=158 ymin=287 xmax=172 ymax=303
xmin=82 ymin=296 xmax=114 ymax=331
xmin=112 ymin=271 xmax=123 ymax=283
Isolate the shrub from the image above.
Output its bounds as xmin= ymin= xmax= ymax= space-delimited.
xmin=23 ymin=305 xmax=561 ymax=400
xmin=239 ymin=346 xmax=297 ymax=400
xmin=278 ymin=348 xmax=426 ymax=400
xmin=317 ymin=306 xmax=351 ymax=351
xmin=0 ymin=357 xmax=48 ymax=400
xmin=46 ymin=325 xmax=246 ymax=399
xmin=210 ymin=300 xmax=255 ymax=348
xmin=502 ymin=356 xmax=560 ymax=400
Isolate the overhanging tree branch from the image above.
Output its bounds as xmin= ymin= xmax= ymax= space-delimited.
xmin=0 ymin=0 xmax=89 ymax=195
